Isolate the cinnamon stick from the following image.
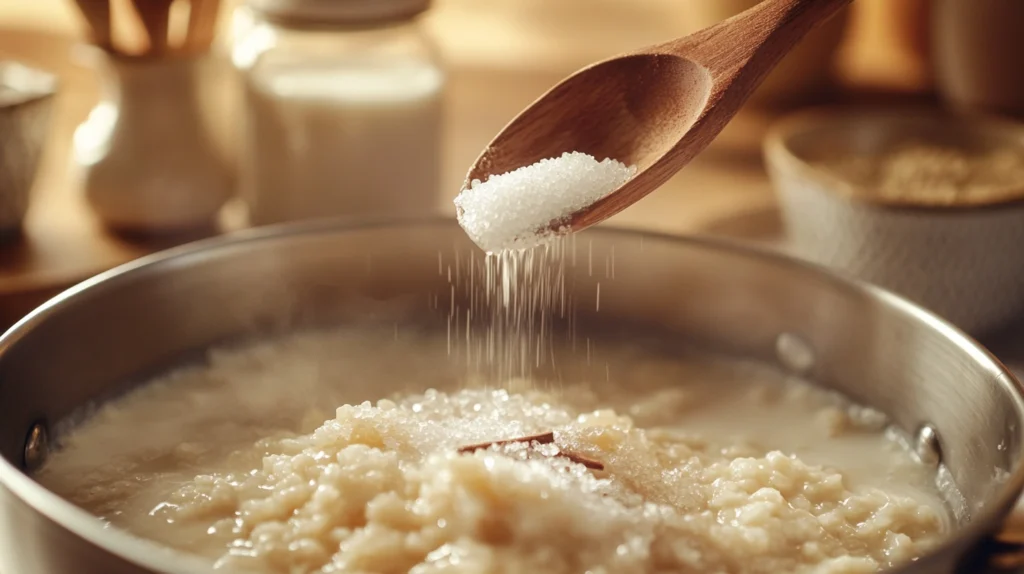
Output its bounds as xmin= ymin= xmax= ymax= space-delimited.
xmin=557 ymin=451 xmax=605 ymax=471
xmin=458 ymin=431 xmax=555 ymax=453
xmin=457 ymin=431 xmax=604 ymax=471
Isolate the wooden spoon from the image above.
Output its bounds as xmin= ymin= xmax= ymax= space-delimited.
xmin=463 ymin=0 xmax=851 ymax=233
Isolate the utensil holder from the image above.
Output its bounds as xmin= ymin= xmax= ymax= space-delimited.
xmin=74 ymin=51 xmax=234 ymax=232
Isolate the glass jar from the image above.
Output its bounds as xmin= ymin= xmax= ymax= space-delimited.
xmin=232 ymin=0 xmax=445 ymax=226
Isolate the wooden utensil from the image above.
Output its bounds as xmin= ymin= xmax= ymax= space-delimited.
xmin=463 ymin=0 xmax=851 ymax=234
xmin=184 ymin=0 xmax=221 ymax=54
xmin=133 ymin=0 xmax=175 ymax=54
xmin=70 ymin=0 xmax=220 ymax=57
xmin=72 ymin=0 xmax=113 ymax=50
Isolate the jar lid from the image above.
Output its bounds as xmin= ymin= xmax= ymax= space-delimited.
xmin=248 ymin=0 xmax=431 ymax=26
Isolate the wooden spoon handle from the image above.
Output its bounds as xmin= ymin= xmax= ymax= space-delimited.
xmin=658 ymin=0 xmax=852 ymax=84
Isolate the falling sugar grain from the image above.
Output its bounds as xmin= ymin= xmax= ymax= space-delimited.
xmin=442 ymin=238 xmax=578 ymax=382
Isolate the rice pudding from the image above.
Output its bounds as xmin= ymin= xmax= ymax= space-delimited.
xmin=36 ymin=327 xmax=949 ymax=574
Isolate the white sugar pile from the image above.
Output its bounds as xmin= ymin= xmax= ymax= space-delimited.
xmin=454 ymin=151 xmax=636 ymax=253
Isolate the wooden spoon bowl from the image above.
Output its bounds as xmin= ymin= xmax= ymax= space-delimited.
xmin=470 ymin=55 xmax=712 ymax=186
xmin=464 ymin=0 xmax=851 ymax=233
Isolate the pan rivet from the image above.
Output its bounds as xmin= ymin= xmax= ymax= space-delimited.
xmin=23 ymin=421 xmax=49 ymax=472
xmin=776 ymin=333 xmax=814 ymax=374
xmin=915 ymin=425 xmax=942 ymax=467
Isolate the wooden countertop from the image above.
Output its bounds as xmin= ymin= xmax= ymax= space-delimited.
xmin=3 ymin=0 xmax=1021 ymax=377
xmin=4 ymin=4 xmax=1020 ymax=358
xmin=0 ymin=0 xmax=939 ymax=327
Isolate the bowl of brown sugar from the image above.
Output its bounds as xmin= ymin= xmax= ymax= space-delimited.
xmin=765 ymin=107 xmax=1024 ymax=336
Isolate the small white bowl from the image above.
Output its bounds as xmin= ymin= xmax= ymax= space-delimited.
xmin=0 ymin=61 xmax=57 ymax=238
xmin=765 ymin=107 xmax=1024 ymax=336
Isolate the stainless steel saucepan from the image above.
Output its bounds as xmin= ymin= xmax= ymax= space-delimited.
xmin=1 ymin=219 xmax=1023 ymax=573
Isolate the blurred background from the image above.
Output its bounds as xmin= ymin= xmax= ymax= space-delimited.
xmin=0 ymin=0 xmax=1021 ymax=347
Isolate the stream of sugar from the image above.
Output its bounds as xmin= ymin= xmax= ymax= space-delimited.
xmin=444 ymin=236 xmax=575 ymax=382
xmin=449 ymin=151 xmax=635 ymax=382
